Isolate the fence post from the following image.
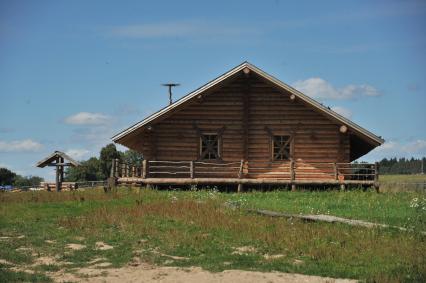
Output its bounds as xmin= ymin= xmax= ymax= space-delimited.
xmin=333 ymin=163 xmax=338 ymax=180
xmin=132 ymin=166 xmax=136 ymax=177
xmin=374 ymin=162 xmax=379 ymax=182
xmin=142 ymin=160 xmax=147 ymax=179
xmin=374 ymin=162 xmax=380 ymax=193
xmin=238 ymin=159 xmax=244 ymax=179
xmin=114 ymin=159 xmax=119 ymax=177
xmin=121 ymin=163 xmax=125 ymax=177
xmin=290 ymin=160 xmax=295 ymax=182
xmin=290 ymin=160 xmax=296 ymax=191
xmin=190 ymin=161 xmax=194 ymax=178
xmin=110 ymin=159 xmax=115 ymax=178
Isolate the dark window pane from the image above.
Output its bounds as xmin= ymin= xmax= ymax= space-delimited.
xmin=200 ymin=134 xmax=219 ymax=160
xmin=273 ymin=135 xmax=291 ymax=160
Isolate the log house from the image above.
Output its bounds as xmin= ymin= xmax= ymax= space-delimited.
xmin=112 ymin=62 xmax=384 ymax=189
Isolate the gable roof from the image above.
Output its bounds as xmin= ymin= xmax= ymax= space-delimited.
xmin=36 ymin=151 xmax=81 ymax=168
xmin=112 ymin=62 xmax=384 ymax=146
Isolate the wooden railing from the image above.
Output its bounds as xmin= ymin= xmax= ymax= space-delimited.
xmin=111 ymin=159 xmax=243 ymax=179
xmin=111 ymin=159 xmax=378 ymax=182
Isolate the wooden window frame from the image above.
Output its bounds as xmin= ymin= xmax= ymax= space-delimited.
xmin=193 ymin=123 xmax=225 ymax=162
xmin=199 ymin=133 xmax=221 ymax=160
xmin=271 ymin=135 xmax=293 ymax=161
xmin=264 ymin=126 xmax=294 ymax=162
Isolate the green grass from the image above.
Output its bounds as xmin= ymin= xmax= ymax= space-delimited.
xmin=380 ymin=174 xmax=426 ymax=183
xmin=0 ymin=185 xmax=425 ymax=282
xmin=380 ymin=174 xmax=426 ymax=192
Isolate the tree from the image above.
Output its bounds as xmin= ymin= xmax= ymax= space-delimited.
xmin=14 ymin=175 xmax=44 ymax=187
xmin=99 ymin=144 xmax=121 ymax=179
xmin=65 ymin=157 xmax=103 ymax=182
xmin=0 ymin=168 xmax=16 ymax=185
xmin=121 ymin=150 xmax=144 ymax=166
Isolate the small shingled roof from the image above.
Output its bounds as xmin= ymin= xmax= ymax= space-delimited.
xmin=36 ymin=151 xmax=81 ymax=168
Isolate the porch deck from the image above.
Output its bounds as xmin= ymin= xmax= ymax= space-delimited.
xmin=111 ymin=159 xmax=379 ymax=189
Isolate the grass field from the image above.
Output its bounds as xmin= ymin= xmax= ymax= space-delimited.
xmin=0 ymin=181 xmax=425 ymax=282
xmin=379 ymin=174 xmax=426 ymax=192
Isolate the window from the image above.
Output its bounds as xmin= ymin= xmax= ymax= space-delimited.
xmin=272 ymin=135 xmax=291 ymax=160
xmin=200 ymin=134 xmax=220 ymax=160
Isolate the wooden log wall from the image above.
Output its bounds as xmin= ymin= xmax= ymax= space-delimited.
xmin=120 ymin=72 xmax=350 ymax=180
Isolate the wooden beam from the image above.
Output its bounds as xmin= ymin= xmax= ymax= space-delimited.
xmin=117 ymin=177 xmax=376 ymax=185
xmin=243 ymin=78 xmax=250 ymax=161
xmin=46 ymin=163 xmax=74 ymax=167
xmin=243 ymin=67 xmax=250 ymax=76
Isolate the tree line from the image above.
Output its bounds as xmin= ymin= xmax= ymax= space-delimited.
xmin=378 ymin=157 xmax=425 ymax=175
xmin=0 ymin=168 xmax=44 ymax=187
xmin=65 ymin=144 xmax=143 ymax=182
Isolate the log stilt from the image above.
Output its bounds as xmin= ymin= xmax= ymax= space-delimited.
xmin=291 ymin=184 xmax=296 ymax=191
xmin=237 ymin=183 xmax=243 ymax=193
xmin=340 ymin=184 xmax=346 ymax=191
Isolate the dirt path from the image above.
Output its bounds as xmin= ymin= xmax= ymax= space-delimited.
xmin=50 ymin=264 xmax=357 ymax=283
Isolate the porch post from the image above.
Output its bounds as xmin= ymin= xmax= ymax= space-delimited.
xmin=290 ymin=160 xmax=296 ymax=191
xmin=190 ymin=161 xmax=194 ymax=179
xmin=142 ymin=160 xmax=148 ymax=179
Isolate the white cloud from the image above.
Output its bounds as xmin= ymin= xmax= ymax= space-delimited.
xmin=402 ymin=139 xmax=426 ymax=154
xmin=292 ymin=77 xmax=381 ymax=100
xmin=65 ymin=149 xmax=91 ymax=160
xmin=108 ymin=21 xmax=255 ymax=39
xmin=364 ymin=139 xmax=426 ymax=160
xmin=330 ymin=106 xmax=353 ymax=119
xmin=64 ymin=112 xmax=110 ymax=125
xmin=0 ymin=139 xmax=43 ymax=152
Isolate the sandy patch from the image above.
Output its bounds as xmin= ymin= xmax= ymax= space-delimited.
xmin=33 ymin=256 xmax=57 ymax=266
xmin=95 ymin=241 xmax=114 ymax=251
xmin=48 ymin=265 xmax=357 ymax=283
xmin=0 ymin=259 xmax=14 ymax=265
xmin=293 ymin=259 xmax=305 ymax=266
xmin=89 ymin=257 xmax=108 ymax=264
xmin=66 ymin=243 xmax=86 ymax=250
xmin=74 ymin=236 xmax=85 ymax=241
xmin=263 ymin=254 xmax=284 ymax=260
xmin=45 ymin=240 xmax=56 ymax=244
xmin=161 ymin=254 xmax=189 ymax=260
xmin=16 ymin=247 xmax=32 ymax=252
xmin=93 ymin=262 xmax=112 ymax=268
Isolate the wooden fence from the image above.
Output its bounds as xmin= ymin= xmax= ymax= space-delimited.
xmin=111 ymin=159 xmax=378 ymax=182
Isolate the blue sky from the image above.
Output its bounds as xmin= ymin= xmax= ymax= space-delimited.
xmin=0 ymin=0 xmax=425 ymax=180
